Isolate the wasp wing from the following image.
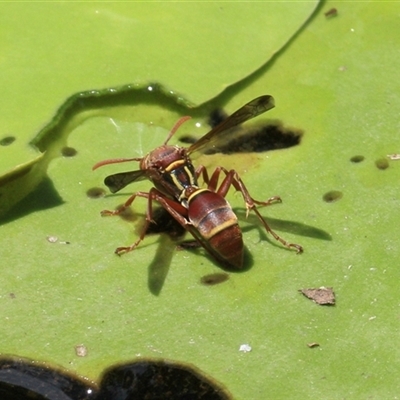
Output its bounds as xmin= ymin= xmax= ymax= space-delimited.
xmin=104 ymin=170 xmax=147 ymax=193
xmin=187 ymin=95 xmax=275 ymax=155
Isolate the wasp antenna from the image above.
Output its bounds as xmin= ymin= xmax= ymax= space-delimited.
xmin=92 ymin=157 xmax=142 ymax=171
xmin=164 ymin=116 xmax=192 ymax=145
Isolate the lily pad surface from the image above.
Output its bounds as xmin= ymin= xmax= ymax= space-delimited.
xmin=2 ymin=1 xmax=400 ymax=399
xmin=0 ymin=2 xmax=316 ymax=172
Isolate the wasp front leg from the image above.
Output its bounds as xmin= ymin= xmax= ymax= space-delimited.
xmin=102 ymin=190 xmax=157 ymax=255
xmin=99 ymin=191 xmax=142 ymax=217
xmin=112 ymin=188 xmax=191 ymax=256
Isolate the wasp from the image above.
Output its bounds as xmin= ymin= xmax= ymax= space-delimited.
xmin=93 ymin=95 xmax=303 ymax=269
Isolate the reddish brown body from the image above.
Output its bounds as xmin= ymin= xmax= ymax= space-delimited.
xmin=187 ymin=189 xmax=243 ymax=268
xmin=93 ymin=96 xmax=303 ymax=270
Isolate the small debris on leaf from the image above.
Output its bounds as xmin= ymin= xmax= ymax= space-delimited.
xmin=74 ymin=344 xmax=88 ymax=357
xmin=300 ymin=287 xmax=335 ymax=305
xmin=46 ymin=235 xmax=70 ymax=245
xmin=307 ymin=342 xmax=320 ymax=348
xmin=387 ymin=153 xmax=400 ymax=160
xmin=239 ymin=344 xmax=252 ymax=353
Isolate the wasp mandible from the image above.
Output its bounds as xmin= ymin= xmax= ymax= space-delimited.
xmin=93 ymin=96 xmax=303 ymax=269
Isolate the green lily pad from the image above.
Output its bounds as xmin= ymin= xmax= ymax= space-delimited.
xmin=0 ymin=1 xmax=317 ymax=176
xmin=0 ymin=2 xmax=318 ymax=218
xmin=2 ymin=1 xmax=400 ymax=399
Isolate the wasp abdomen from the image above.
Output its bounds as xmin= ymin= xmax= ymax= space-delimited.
xmin=188 ymin=190 xmax=244 ymax=269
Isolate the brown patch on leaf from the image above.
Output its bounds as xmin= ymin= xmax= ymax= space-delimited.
xmin=300 ymin=287 xmax=335 ymax=305
xmin=325 ymin=8 xmax=338 ymax=18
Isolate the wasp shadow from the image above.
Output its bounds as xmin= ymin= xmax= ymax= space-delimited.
xmin=142 ymin=207 xmax=185 ymax=295
xmin=111 ymin=200 xmax=330 ymax=295
xmin=179 ymin=118 xmax=303 ymax=155
xmin=177 ymin=239 xmax=254 ymax=273
xmin=235 ymin=206 xmax=332 ymax=248
xmin=147 ymin=234 xmax=176 ymax=296
xmin=143 ymin=207 xmax=255 ymax=294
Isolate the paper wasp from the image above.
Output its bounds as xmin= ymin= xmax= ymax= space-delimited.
xmin=93 ymin=95 xmax=303 ymax=269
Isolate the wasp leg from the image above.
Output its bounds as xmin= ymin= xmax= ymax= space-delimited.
xmin=195 ymin=165 xmax=216 ymax=191
xmin=115 ymin=189 xmax=191 ymax=255
xmin=100 ymin=191 xmax=142 ymax=217
xmin=215 ymin=167 xmax=282 ymax=209
xmin=196 ymin=165 xmax=281 ymax=206
xmin=204 ymin=166 xmax=303 ymax=253
xmin=111 ymin=190 xmax=156 ymax=255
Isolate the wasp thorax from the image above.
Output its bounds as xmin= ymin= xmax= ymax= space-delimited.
xmin=143 ymin=145 xmax=185 ymax=171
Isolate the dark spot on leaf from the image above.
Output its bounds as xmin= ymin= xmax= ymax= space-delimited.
xmin=350 ymin=155 xmax=364 ymax=163
xmin=200 ymin=273 xmax=229 ymax=286
xmin=0 ymin=136 xmax=16 ymax=146
xmin=61 ymin=146 xmax=77 ymax=157
xmin=323 ymin=190 xmax=343 ymax=203
xmin=86 ymin=187 xmax=106 ymax=199
xmin=0 ymin=356 xmax=97 ymax=399
xmin=99 ymin=359 xmax=232 ymax=400
xmin=375 ymin=158 xmax=389 ymax=170
xmin=0 ymin=356 xmax=232 ymax=399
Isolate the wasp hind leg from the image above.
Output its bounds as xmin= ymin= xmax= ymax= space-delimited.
xmin=198 ymin=165 xmax=303 ymax=253
xmin=247 ymin=203 xmax=303 ymax=253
